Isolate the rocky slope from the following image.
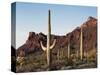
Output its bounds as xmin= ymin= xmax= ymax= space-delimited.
xmin=16 ymin=16 xmax=97 ymax=57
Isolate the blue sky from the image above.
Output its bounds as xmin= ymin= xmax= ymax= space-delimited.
xmin=15 ymin=2 xmax=97 ymax=48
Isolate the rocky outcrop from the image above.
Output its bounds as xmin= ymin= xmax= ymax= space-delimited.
xmin=17 ymin=16 xmax=97 ymax=57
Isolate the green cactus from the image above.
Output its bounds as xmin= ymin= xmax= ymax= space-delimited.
xmin=80 ymin=27 xmax=83 ymax=60
xmin=40 ymin=10 xmax=56 ymax=69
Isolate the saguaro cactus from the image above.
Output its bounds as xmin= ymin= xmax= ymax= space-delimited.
xmin=76 ymin=49 xmax=79 ymax=59
xmin=80 ymin=27 xmax=83 ymax=60
xmin=57 ymin=49 xmax=60 ymax=61
xmin=40 ymin=10 xmax=56 ymax=68
xmin=67 ymin=41 xmax=70 ymax=59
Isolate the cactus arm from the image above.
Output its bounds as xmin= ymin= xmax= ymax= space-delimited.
xmin=40 ymin=41 xmax=47 ymax=51
xmin=50 ymin=39 xmax=56 ymax=49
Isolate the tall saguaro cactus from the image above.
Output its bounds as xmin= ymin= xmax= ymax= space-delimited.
xmin=40 ymin=10 xmax=56 ymax=68
xmin=80 ymin=27 xmax=83 ymax=60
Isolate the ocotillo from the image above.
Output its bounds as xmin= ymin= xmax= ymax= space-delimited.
xmin=40 ymin=10 xmax=56 ymax=68
xmin=80 ymin=27 xmax=83 ymax=60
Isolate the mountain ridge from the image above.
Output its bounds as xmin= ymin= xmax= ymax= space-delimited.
xmin=16 ymin=16 xmax=97 ymax=57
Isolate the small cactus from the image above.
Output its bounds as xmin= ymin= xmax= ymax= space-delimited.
xmin=57 ymin=49 xmax=60 ymax=61
xmin=76 ymin=49 xmax=79 ymax=59
xmin=40 ymin=10 xmax=56 ymax=69
xmin=80 ymin=27 xmax=83 ymax=60
xmin=67 ymin=41 xmax=70 ymax=59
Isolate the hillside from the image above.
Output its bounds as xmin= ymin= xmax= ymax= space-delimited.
xmin=14 ymin=16 xmax=97 ymax=72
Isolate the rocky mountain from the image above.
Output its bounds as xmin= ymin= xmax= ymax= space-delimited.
xmin=16 ymin=16 xmax=97 ymax=57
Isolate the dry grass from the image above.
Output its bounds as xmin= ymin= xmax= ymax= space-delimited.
xmin=16 ymin=48 xmax=97 ymax=72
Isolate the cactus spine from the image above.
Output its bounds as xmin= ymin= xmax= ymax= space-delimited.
xmin=80 ymin=28 xmax=83 ymax=60
xmin=40 ymin=10 xmax=56 ymax=68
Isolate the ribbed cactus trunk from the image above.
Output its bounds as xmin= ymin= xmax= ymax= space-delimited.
xmin=80 ymin=28 xmax=83 ymax=60
xmin=40 ymin=10 xmax=56 ymax=69
xmin=47 ymin=10 xmax=51 ymax=67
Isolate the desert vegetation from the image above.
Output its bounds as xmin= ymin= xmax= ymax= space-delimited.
xmin=12 ymin=10 xmax=97 ymax=72
xmin=16 ymin=47 xmax=97 ymax=72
